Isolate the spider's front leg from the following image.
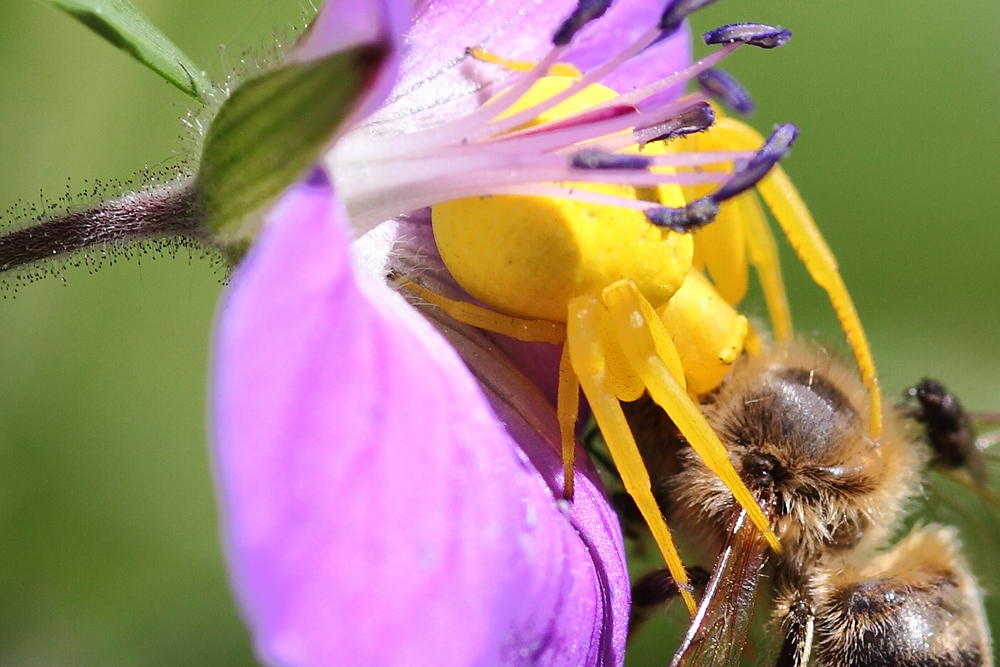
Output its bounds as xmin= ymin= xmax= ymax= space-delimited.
xmin=712 ymin=117 xmax=883 ymax=437
xmin=600 ymin=280 xmax=780 ymax=556
xmin=566 ymin=293 xmax=697 ymax=614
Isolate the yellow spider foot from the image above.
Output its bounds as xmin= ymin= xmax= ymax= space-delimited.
xmin=557 ymin=342 xmax=580 ymax=499
xmin=755 ymin=163 xmax=884 ymax=437
xmin=567 ymin=294 xmax=698 ymax=615
xmin=392 ymin=275 xmax=566 ymax=344
xmin=714 ymin=118 xmax=882 ymax=438
xmin=599 ymin=280 xmax=780 ymax=555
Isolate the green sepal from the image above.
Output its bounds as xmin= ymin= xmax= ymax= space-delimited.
xmin=196 ymin=45 xmax=385 ymax=241
xmin=47 ymin=0 xmax=211 ymax=103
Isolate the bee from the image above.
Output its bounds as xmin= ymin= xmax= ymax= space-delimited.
xmin=624 ymin=343 xmax=993 ymax=667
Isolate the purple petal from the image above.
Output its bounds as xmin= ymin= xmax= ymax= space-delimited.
xmin=294 ymin=0 xmax=411 ymax=62
xmin=293 ymin=0 xmax=414 ymax=129
xmin=563 ymin=11 xmax=691 ymax=96
xmin=367 ymin=0 xmax=691 ymax=131
xmin=212 ymin=174 xmax=628 ymax=666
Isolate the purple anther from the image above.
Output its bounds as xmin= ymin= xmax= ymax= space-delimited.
xmin=703 ymin=23 xmax=792 ymax=49
xmin=697 ymin=68 xmax=754 ymax=115
xmin=553 ymin=0 xmax=615 ymax=46
xmin=645 ymin=197 xmax=718 ymax=233
xmin=711 ymin=123 xmax=798 ymax=202
xmin=571 ymin=149 xmax=651 ymax=170
xmin=643 ymin=102 xmax=715 ymax=144
xmin=659 ymin=0 xmax=721 ymax=37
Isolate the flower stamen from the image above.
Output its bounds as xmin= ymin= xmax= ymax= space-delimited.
xmin=660 ymin=0 xmax=723 ymax=35
xmin=636 ymin=102 xmax=716 ymax=146
xmin=697 ymin=68 xmax=755 ymax=115
xmin=552 ymin=0 xmax=616 ymax=45
xmin=646 ymin=122 xmax=798 ymax=231
xmin=331 ymin=4 xmax=793 ymax=235
xmin=703 ymin=22 xmax=792 ymax=49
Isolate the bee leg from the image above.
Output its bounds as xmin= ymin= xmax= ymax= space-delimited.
xmin=629 ymin=566 xmax=710 ymax=639
xmin=775 ymin=598 xmax=814 ymax=667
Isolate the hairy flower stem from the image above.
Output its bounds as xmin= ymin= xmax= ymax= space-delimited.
xmin=0 ymin=179 xmax=205 ymax=273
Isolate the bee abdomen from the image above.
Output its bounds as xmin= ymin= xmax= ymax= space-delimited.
xmin=813 ymin=526 xmax=991 ymax=667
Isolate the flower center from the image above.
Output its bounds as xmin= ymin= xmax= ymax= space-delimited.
xmin=326 ymin=1 xmax=794 ymax=238
xmin=432 ymin=75 xmax=694 ymax=322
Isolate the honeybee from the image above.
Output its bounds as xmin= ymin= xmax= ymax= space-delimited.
xmin=621 ymin=343 xmax=993 ymax=667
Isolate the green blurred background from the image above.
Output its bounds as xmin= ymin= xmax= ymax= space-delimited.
xmin=0 ymin=0 xmax=997 ymax=665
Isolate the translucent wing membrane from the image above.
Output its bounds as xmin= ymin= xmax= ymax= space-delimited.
xmin=670 ymin=496 xmax=774 ymax=667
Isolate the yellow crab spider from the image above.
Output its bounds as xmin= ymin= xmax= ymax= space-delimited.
xmin=389 ymin=15 xmax=880 ymax=615
xmin=398 ymin=78 xmax=761 ymax=613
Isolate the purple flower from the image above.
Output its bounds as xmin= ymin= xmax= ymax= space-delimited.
xmin=212 ymin=1 xmax=696 ymax=665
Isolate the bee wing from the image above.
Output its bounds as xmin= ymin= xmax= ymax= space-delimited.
xmin=970 ymin=413 xmax=1000 ymax=455
xmin=923 ymin=417 xmax=1000 ymax=633
xmin=927 ymin=413 xmax=1000 ymax=511
xmin=941 ymin=412 xmax=1000 ymax=487
xmin=670 ymin=492 xmax=775 ymax=667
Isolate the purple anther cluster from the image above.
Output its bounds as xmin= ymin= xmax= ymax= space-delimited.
xmin=645 ymin=124 xmax=798 ymax=233
xmin=571 ymin=149 xmax=652 ymax=170
xmin=697 ymin=68 xmax=754 ymax=115
xmin=703 ymin=23 xmax=792 ymax=49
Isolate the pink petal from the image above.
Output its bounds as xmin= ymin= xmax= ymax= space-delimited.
xmin=293 ymin=0 xmax=414 ymax=130
xmin=212 ymin=171 xmax=628 ymax=666
xmin=369 ymin=0 xmax=691 ymax=130
xmin=294 ymin=0 xmax=411 ymax=62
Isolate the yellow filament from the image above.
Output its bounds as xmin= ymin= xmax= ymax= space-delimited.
xmin=466 ymin=46 xmax=583 ymax=78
